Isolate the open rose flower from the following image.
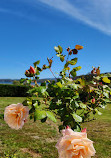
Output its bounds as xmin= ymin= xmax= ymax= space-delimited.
xmin=4 ymin=103 xmax=29 ymax=130
xmin=56 ymin=127 xmax=96 ymax=158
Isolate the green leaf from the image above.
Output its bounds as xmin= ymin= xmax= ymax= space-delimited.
xmin=78 ymin=78 xmax=85 ymax=86
xmin=60 ymin=55 xmax=65 ymax=62
xmin=103 ymin=92 xmax=109 ymax=98
xmin=70 ymin=70 xmax=76 ymax=77
xmin=69 ymin=58 xmax=78 ymax=65
xmin=56 ymin=82 xmax=63 ymax=88
xmin=79 ymin=103 xmax=86 ymax=109
xmin=93 ymin=76 xmax=100 ymax=80
xmin=59 ymin=125 xmax=64 ymax=132
xmin=46 ymin=111 xmax=57 ymax=122
xmin=74 ymin=125 xmax=81 ymax=132
xmin=73 ymin=66 xmax=82 ymax=71
xmin=0 ymin=114 xmax=4 ymax=120
xmin=34 ymin=110 xmax=47 ymax=120
xmin=20 ymin=78 xmax=26 ymax=83
xmin=102 ymin=77 xmax=110 ymax=83
xmin=95 ymin=109 xmax=102 ymax=115
xmin=72 ymin=113 xmax=82 ymax=122
xmin=27 ymin=79 xmax=31 ymax=84
xmin=58 ymin=45 xmax=63 ymax=53
xmin=64 ymin=62 xmax=69 ymax=68
xmin=54 ymin=46 xmax=60 ymax=53
xmin=33 ymin=101 xmax=38 ymax=108
xmin=33 ymin=60 xmax=40 ymax=67
xmin=75 ymin=101 xmax=79 ymax=108
xmin=37 ymin=67 xmax=42 ymax=71
xmin=22 ymin=100 xmax=30 ymax=106
xmin=41 ymin=117 xmax=47 ymax=123
xmin=56 ymin=54 xmax=61 ymax=57
xmin=35 ymin=70 xmax=40 ymax=75
xmin=54 ymin=45 xmax=63 ymax=54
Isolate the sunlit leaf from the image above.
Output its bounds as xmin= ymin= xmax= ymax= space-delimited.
xmin=78 ymin=78 xmax=85 ymax=86
xmin=60 ymin=55 xmax=65 ymax=62
xmin=33 ymin=60 xmax=40 ymax=67
xmin=69 ymin=58 xmax=78 ymax=65
xmin=72 ymin=113 xmax=82 ymax=122
xmin=73 ymin=66 xmax=82 ymax=71
xmin=34 ymin=110 xmax=47 ymax=120
xmin=64 ymin=62 xmax=69 ymax=68
xmin=79 ymin=103 xmax=86 ymax=109
xmin=102 ymin=77 xmax=110 ymax=83
xmin=46 ymin=111 xmax=57 ymax=122
xmin=65 ymin=67 xmax=70 ymax=71
xmin=95 ymin=109 xmax=102 ymax=115
xmin=58 ymin=45 xmax=63 ymax=53
xmin=56 ymin=82 xmax=63 ymax=88
xmin=70 ymin=70 xmax=76 ymax=77
xmin=54 ymin=45 xmax=63 ymax=54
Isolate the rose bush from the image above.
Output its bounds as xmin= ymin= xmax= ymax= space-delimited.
xmin=3 ymin=44 xmax=111 ymax=157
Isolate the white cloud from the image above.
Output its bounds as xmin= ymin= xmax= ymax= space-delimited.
xmin=0 ymin=7 xmax=36 ymax=21
xmin=38 ymin=0 xmax=111 ymax=35
xmin=1 ymin=0 xmax=111 ymax=35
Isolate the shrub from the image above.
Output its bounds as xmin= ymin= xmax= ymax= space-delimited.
xmin=20 ymin=44 xmax=111 ymax=132
xmin=0 ymin=84 xmax=31 ymax=97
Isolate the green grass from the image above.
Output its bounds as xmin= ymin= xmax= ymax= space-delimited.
xmin=0 ymin=97 xmax=111 ymax=158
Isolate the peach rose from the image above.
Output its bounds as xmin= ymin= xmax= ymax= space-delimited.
xmin=56 ymin=128 xmax=96 ymax=158
xmin=4 ymin=103 xmax=29 ymax=130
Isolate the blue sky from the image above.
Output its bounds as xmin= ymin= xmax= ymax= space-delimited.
xmin=0 ymin=0 xmax=111 ymax=79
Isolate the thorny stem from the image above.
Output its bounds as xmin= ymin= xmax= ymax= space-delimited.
xmin=80 ymin=109 xmax=85 ymax=116
xmin=66 ymin=53 xmax=69 ymax=63
xmin=49 ymin=68 xmax=57 ymax=80
xmin=84 ymin=118 xmax=96 ymax=122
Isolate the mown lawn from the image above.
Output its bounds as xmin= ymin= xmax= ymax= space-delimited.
xmin=0 ymin=97 xmax=111 ymax=158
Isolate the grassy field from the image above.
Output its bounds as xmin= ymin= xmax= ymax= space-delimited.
xmin=0 ymin=97 xmax=111 ymax=158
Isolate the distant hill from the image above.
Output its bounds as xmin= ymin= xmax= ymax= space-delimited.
xmin=0 ymin=72 xmax=111 ymax=83
xmin=0 ymin=78 xmax=58 ymax=83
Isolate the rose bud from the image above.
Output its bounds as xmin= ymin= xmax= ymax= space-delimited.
xmin=91 ymin=98 xmax=95 ymax=104
xmin=49 ymin=59 xmax=53 ymax=66
xmin=66 ymin=47 xmax=70 ymax=52
xmin=25 ymin=70 xmax=30 ymax=77
xmin=81 ymin=128 xmax=87 ymax=132
xmin=25 ymin=70 xmax=29 ymax=74
xmin=29 ymin=66 xmax=35 ymax=74
xmin=72 ymin=49 xmax=78 ymax=54
xmin=66 ymin=125 xmax=70 ymax=129
xmin=96 ymin=66 xmax=100 ymax=76
xmin=91 ymin=67 xmax=96 ymax=74
xmin=99 ymin=82 xmax=103 ymax=85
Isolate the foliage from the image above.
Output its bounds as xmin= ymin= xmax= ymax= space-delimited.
xmin=0 ymin=84 xmax=31 ymax=97
xmin=21 ymin=45 xmax=111 ymax=132
xmin=13 ymin=80 xmax=21 ymax=85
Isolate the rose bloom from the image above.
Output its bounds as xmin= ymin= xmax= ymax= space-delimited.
xmin=4 ymin=103 xmax=29 ymax=130
xmin=56 ymin=127 xmax=96 ymax=158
